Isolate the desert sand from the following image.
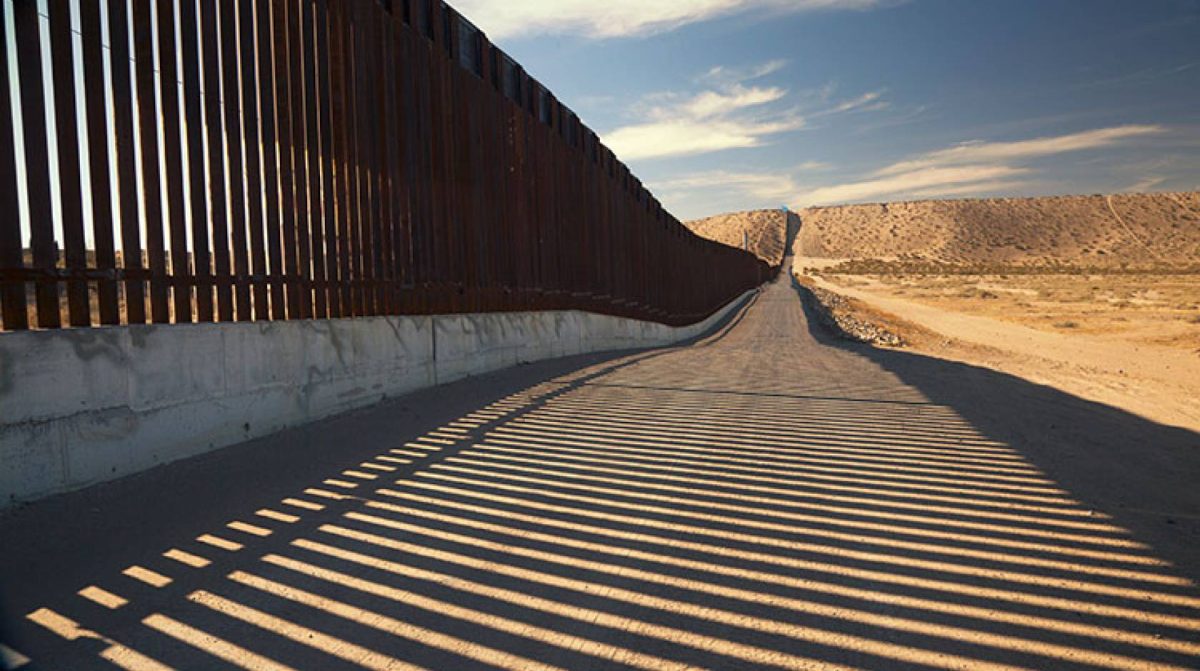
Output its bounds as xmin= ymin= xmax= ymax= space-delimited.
xmin=806 ymin=273 xmax=1200 ymax=431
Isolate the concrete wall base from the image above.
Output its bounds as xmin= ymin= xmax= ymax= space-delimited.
xmin=0 ymin=292 xmax=753 ymax=507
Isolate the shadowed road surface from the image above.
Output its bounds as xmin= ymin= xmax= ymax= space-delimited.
xmin=2 ymin=263 xmax=1199 ymax=670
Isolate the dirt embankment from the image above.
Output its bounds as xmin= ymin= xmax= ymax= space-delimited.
xmin=792 ymin=276 xmax=908 ymax=347
xmin=685 ymin=209 xmax=797 ymax=266
xmin=796 ymin=192 xmax=1200 ymax=271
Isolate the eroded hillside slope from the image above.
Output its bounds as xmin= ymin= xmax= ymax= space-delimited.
xmin=685 ymin=209 xmax=796 ymax=266
xmin=796 ymin=192 xmax=1200 ymax=269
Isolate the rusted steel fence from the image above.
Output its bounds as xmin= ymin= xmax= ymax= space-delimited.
xmin=0 ymin=0 xmax=772 ymax=332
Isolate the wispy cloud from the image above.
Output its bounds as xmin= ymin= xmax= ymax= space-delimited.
xmin=801 ymin=165 xmax=1031 ymax=204
xmin=793 ymin=125 xmax=1166 ymax=205
xmin=906 ymin=180 xmax=1039 ymax=199
xmin=1077 ymin=62 xmax=1199 ymax=90
xmin=603 ymin=62 xmax=805 ymax=161
xmin=874 ymin=125 xmax=1165 ymax=176
xmin=698 ymin=60 xmax=789 ymax=86
xmin=605 ymin=117 xmax=804 ymax=161
xmin=652 ymin=164 xmax=832 ymax=217
xmin=810 ymin=90 xmax=889 ymax=117
xmin=454 ymin=0 xmax=892 ymax=41
xmin=653 ymin=163 xmax=828 ymax=202
xmin=1111 ymin=152 xmax=1200 ymax=194
xmin=851 ymin=104 xmax=933 ymax=135
xmin=603 ymin=64 xmax=886 ymax=161
xmin=656 ymin=124 xmax=1171 ymax=215
xmin=1124 ymin=176 xmax=1167 ymax=193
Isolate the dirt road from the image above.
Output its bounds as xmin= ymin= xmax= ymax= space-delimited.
xmin=2 ymin=265 xmax=1198 ymax=670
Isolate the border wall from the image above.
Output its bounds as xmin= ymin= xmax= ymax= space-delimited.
xmin=0 ymin=0 xmax=773 ymax=505
xmin=0 ymin=0 xmax=770 ymax=331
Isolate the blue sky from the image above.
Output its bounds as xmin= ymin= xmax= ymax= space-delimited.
xmin=458 ymin=0 xmax=1200 ymax=219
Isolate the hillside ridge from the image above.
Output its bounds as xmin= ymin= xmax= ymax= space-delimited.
xmin=794 ymin=191 xmax=1200 ymax=268
xmin=684 ymin=208 xmax=796 ymax=266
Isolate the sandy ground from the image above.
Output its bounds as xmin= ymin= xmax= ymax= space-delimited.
xmin=808 ymin=272 xmax=1200 ymax=433
xmin=819 ymin=273 xmax=1200 ymax=350
xmin=797 ymin=192 xmax=1200 ymax=269
xmin=2 ymin=266 xmax=1199 ymax=670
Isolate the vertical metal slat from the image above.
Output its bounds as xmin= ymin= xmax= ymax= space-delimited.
xmin=14 ymin=0 xmax=61 ymax=328
xmin=181 ymin=0 xmax=212 ymax=322
xmin=218 ymin=1 xmax=249 ymax=321
xmin=158 ymin=0 xmax=192 ymax=323
xmin=255 ymin=0 xmax=286 ymax=319
xmin=201 ymin=0 xmax=232 ymax=321
xmin=109 ymin=0 xmax=146 ymax=325
xmin=80 ymin=0 xmax=120 ymax=325
xmin=302 ymin=0 xmax=328 ymax=319
xmin=0 ymin=3 xmax=27 ymax=330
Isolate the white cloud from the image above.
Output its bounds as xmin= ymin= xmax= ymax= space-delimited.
xmin=603 ymin=63 xmax=807 ymax=161
xmin=699 ymin=60 xmax=789 ymax=86
xmin=454 ymin=0 xmax=889 ymax=41
xmin=875 ymin=125 xmax=1165 ymax=176
xmin=652 ymin=124 xmax=1171 ymax=215
xmin=602 ymin=62 xmax=887 ymax=162
xmin=651 ymin=164 xmax=835 ymax=217
xmin=1124 ymin=176 xmax=1167 ymax=193
xmin=654 ymin=162 xmax=829 ymax=200
xmin=678 ymin=85 xmax=788 ymax=119
xmin=906 ymin=179 xmax=1036 ymax=199
xmin=605 ymin=117 xmax=805 ymax=161
xmin=796 ymin=125 xmax=1168 ymax=206
xmin=654 ymin=171 xmax=802 ymax=202
xmin=800 ymin=165 xmax=1031 ymax=205
xmin=811 ymin=90 xmax=889 ymax=117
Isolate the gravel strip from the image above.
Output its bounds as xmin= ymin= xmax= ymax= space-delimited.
xmin=795 ymin=279 xmax=906 ymax=347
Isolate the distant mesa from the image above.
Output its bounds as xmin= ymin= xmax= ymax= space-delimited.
xmin=689 ymin=192 xmax=1200 ymax=272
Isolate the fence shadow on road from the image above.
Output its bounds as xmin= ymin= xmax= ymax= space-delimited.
xmin=790 ymin=281 xmax=1200 ymax=587
xmin=3 ymin=284 xmax=1200 ymax=670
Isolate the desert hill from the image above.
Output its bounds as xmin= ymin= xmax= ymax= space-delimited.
xmin=685 ymin=209 xmax=797 ymax=266
xmin=795 ymin=192 xmax=1200 ymax=269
